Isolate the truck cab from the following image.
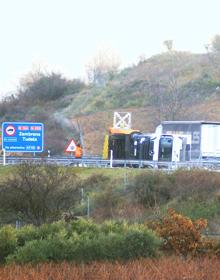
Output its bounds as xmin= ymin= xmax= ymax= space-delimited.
xmin=131 ymin=134 xmax=154 ymax=160
xmin=108 ymin=127 xmax=140 ymax=159
xmin=153 ymin=134 xmax=191 ymax=162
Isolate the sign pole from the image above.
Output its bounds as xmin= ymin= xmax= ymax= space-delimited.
xmin=3 ymin=149 xmax=6 ymax=166
xmin=110 ymin=149 xmax=113 ymax=168
xmin=87 ymin=196 xmax=90 ymax=218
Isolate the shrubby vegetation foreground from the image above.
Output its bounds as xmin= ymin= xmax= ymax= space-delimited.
xmin=0 ymin=165 xmax=220 ymax=265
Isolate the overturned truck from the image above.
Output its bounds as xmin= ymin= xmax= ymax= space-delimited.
xmin=105 ymin=121 xmax=220 ymax=165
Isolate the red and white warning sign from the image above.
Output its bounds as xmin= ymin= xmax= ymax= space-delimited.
xmin=65 ymin=139 xmax=77 ymax=152
xmin=5 ymin=125 xmax=16 ymax=136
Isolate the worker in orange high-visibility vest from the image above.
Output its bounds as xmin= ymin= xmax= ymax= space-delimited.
xmin=75 ymin=143 xmax=83 ymax=158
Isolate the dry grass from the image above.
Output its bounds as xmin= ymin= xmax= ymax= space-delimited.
xmin=74 ymin=97 xmax=220 ymax=155
xmin=1 ymin=257 xmax=220 ymax=280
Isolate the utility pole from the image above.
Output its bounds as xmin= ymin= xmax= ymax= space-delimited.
xmin=76 ymin=119 xmax=85 ymax=155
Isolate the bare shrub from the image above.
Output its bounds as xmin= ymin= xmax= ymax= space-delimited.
xmin=171 ymin=169 xmax=220 ymax=201
xmin=0 ymin=163 xmax=80 ymax=225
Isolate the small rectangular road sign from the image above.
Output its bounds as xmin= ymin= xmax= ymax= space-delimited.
xmin=2 ymin=122 xmax=44 ymax=152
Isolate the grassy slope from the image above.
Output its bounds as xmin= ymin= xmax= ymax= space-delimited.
xmin=59 ymin=52 xmax=220 ymax=155
xmin=63 ymin=52 xmax=218 ymax=114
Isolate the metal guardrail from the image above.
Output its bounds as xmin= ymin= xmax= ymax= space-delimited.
xmin=0 ymin=156 xmax=110 ymax=168
xmin=2 ymin=156 xmax=220 ymax=170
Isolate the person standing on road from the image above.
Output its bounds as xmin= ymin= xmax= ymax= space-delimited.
xmin=75 ymin=143 xmax=83 ymax=159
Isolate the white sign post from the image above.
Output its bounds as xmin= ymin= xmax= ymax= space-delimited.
xmin=110 ymin=149 xmax=113 ymax=168
xmin=3 ymin=149 xmax=6 ymax=166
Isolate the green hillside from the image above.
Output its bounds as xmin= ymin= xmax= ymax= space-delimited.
xmin=1 ymin=51 xmax=220 ymax=155
xmin=63 ymin=52 xmax=219 ymax=115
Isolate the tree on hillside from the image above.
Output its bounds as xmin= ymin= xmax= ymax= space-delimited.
xmin=86 ymin=46 xmax=121 ymax=86
xmin=19 ymin=70 xmax=85 ymax=102
xmin=0 ymin=94 xmax=18 ymax=118
xmin=150 ymin=47 xmax=186 ymax=121
xmin=211 ymin=34 xmax=220 ymax=53
xmin=163 ymin=40 xmax=173 ymax=52
xmin=0 ymin=163 xmax=80 ymax=225
xmin=205 ymin=35 xmax=220 ymax=81
xmin=153 ymin=76 xmax=185 ymax=121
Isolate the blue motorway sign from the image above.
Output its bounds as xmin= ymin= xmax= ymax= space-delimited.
xmin=2 ymin=122 xmax=44 ymax=152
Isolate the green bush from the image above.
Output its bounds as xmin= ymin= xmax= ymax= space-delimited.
xmin=8 ymin=228 xmax=160 ymax=263
xmin=176 ymin=200 xmax=220 ymax=220
xmin=130 ymin=171 xmax=173 ymax=207
xmin=16 ymin=221 xmax=67 ymax=247
xmin=67 ymin=219 xmax=100 ymax=238
xmin=80 ymin=174 xmax=109 ymax=192
xmin=0 ymin=226 xmax=17 ymax=263
xmin=6 ymin=220 xmax=161 ymax=264
xmin=101 ymin=220 xmax=129 ymax=235
xmin=7 ymin=238 xmax=73 ymax=264
xmin=36 ymin=221 xmax=66 ymax=239
xmin=92 ymin=186 xmax=123 ymax=219
xmin=20 ymin=72 xmax=85 ymax=102
xmin=16 ymin=225 xmax=38 ymax=246
xmin=121 ymin=229 xmax=161 ymax=259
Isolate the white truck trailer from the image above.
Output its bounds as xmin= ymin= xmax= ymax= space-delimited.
xmin=158 ymin=121 xmax=220 ymax=161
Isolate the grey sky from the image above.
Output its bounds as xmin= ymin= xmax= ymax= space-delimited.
xmin=0 ymin=0 xmax=220 ymax=96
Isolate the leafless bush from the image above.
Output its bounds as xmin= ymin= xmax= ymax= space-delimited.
xmin=0 ymin=163 xmax=81 ymax=225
